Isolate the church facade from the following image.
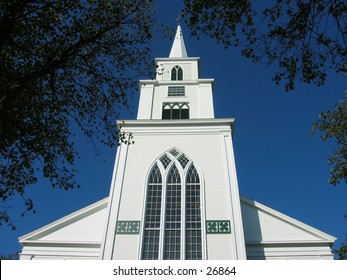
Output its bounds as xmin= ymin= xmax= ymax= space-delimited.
xmin=19 ymin=26 xmax=335 ymax=260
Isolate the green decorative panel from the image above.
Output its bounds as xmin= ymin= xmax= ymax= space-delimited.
xmin=206 ymin=220 xmax=231 ymax=234
xmin=116 ymin=221 xmax=140 ymax=234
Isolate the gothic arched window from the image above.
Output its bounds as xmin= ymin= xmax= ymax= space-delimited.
xmin=171 ymin=65 xmax=183 ymax=80
xmin=142 ymin=164 xmax=162 ymax=260
xmin=141 ymin=149 xmax=203 ymax=260
xmin=164 ymin=165 xmax=181 ymax=260
xmin=185 ymin=164 xmax=202 ymax=260
xmin=162 ymin=103 xmax=189 ymax=119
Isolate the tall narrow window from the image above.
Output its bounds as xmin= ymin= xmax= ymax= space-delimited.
xmin=164 ymin=165 xmax=181 ymax=260
xmin=171 ymin=66 xmax=183 ymax=80
xmin=171 ymin=104 xmax=180 ymax=119
xmin=162 ymin=104 xmax=171 ymax=119
xmin=180 ymin=104 xmax=189 ymax=119
xmin=142 ymin=150 xmax=203 ymax=260
xmin=185 ymin=164 xmax=202 ymax=260
xmin=142 ymin=164 xmax=162 ymax=260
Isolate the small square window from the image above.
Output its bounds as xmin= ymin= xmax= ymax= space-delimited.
xmin=168 ymin=86 xmax=185 ymax=96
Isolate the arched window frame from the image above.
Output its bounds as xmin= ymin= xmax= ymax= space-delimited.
xmin=171 ymin=65 xmax=183 ymax=80
xmin=141 ymin=163 xmax=162 ymax=260
xmin=140 ymin=148 xmax=206 ymax=260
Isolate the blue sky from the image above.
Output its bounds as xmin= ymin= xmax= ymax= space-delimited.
xmin=1 ymin=1 xmax=346 ymax=257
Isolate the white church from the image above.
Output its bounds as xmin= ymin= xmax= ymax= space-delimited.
xmin=19 ymin=26 xmax=336 ymax=260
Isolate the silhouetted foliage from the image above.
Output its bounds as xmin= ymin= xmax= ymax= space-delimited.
xmin=312 ymin=95 xmax=347 ymax=185
xmin=182 ymin=1 xmax=347 ymax=257
xmin=183 ymin=0 xmax=346 ymax=91
xmin=334 ymin=215 xmax=347 ymax=260
xmin=0 ymin=251 xmax=19 ymax=260
xmin=0 ymin=0 xmax=155 ymax=228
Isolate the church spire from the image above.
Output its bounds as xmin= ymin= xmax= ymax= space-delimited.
xmin=169 ymin=25 xmax=188 ymax=58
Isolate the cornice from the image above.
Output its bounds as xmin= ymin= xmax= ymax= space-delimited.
xmin=116 ymin=119 xmax=235 ymax=136
xmin=245 ymin=240 xmax=335 ymax=246
xmin=139 ymin=79 xmax=214 ymax=85
xmin=155 ymin=57 xmax=200 ymax=62
xmin=117 ymin=118 xmax=235 ymax=128
xmin=20 ymin=240 xmax=101 ymax=248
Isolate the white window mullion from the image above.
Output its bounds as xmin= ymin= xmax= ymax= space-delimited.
xmin=200 ymin=178 xmax=207 ymax=260
xmin=141 ymin=164 xmax=163 ymax=260
xmin=181 ymin=170 xmax=186 ymax=260
xmin=158 ymin=167 xmax=167 ymax=260
xmin=142 ymin=150 xmax=204 ymax=260
xmin=163 ymin=164 xmax=182 ymax=260
xmin=185 ymin=163 xmax=203 ymax=260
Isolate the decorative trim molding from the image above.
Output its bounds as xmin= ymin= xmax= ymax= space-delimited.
xmin=116 ymin=221 xmax=140 ymax=234
xmin=206 ymin=220 xmax=231 ymax=234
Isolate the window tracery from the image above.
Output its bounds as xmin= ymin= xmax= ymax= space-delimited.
xmin=141 ymin=150 xmax=203 ymax=260
xmin=171 ymin=65 xmax=183 ymax=80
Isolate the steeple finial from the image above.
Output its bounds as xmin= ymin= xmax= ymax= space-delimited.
xmin=176 ymin=12 xmax=182 ymax=25
xmin=169 ymin=24 xmax=188 ymax=58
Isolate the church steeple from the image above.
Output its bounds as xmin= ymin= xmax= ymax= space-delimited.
xmin=169 ymin=25 xmax=188 ymax=58
xmin=137 ymin=24 xmax=215 ymax=120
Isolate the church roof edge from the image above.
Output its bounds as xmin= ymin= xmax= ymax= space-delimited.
xmin=138 ymin=78 xmax=214 ymax=84
xmin=116 ymin=118 xmax=235 ymax=128
xmin=155 ymin=57 xmax=200 ymax=62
